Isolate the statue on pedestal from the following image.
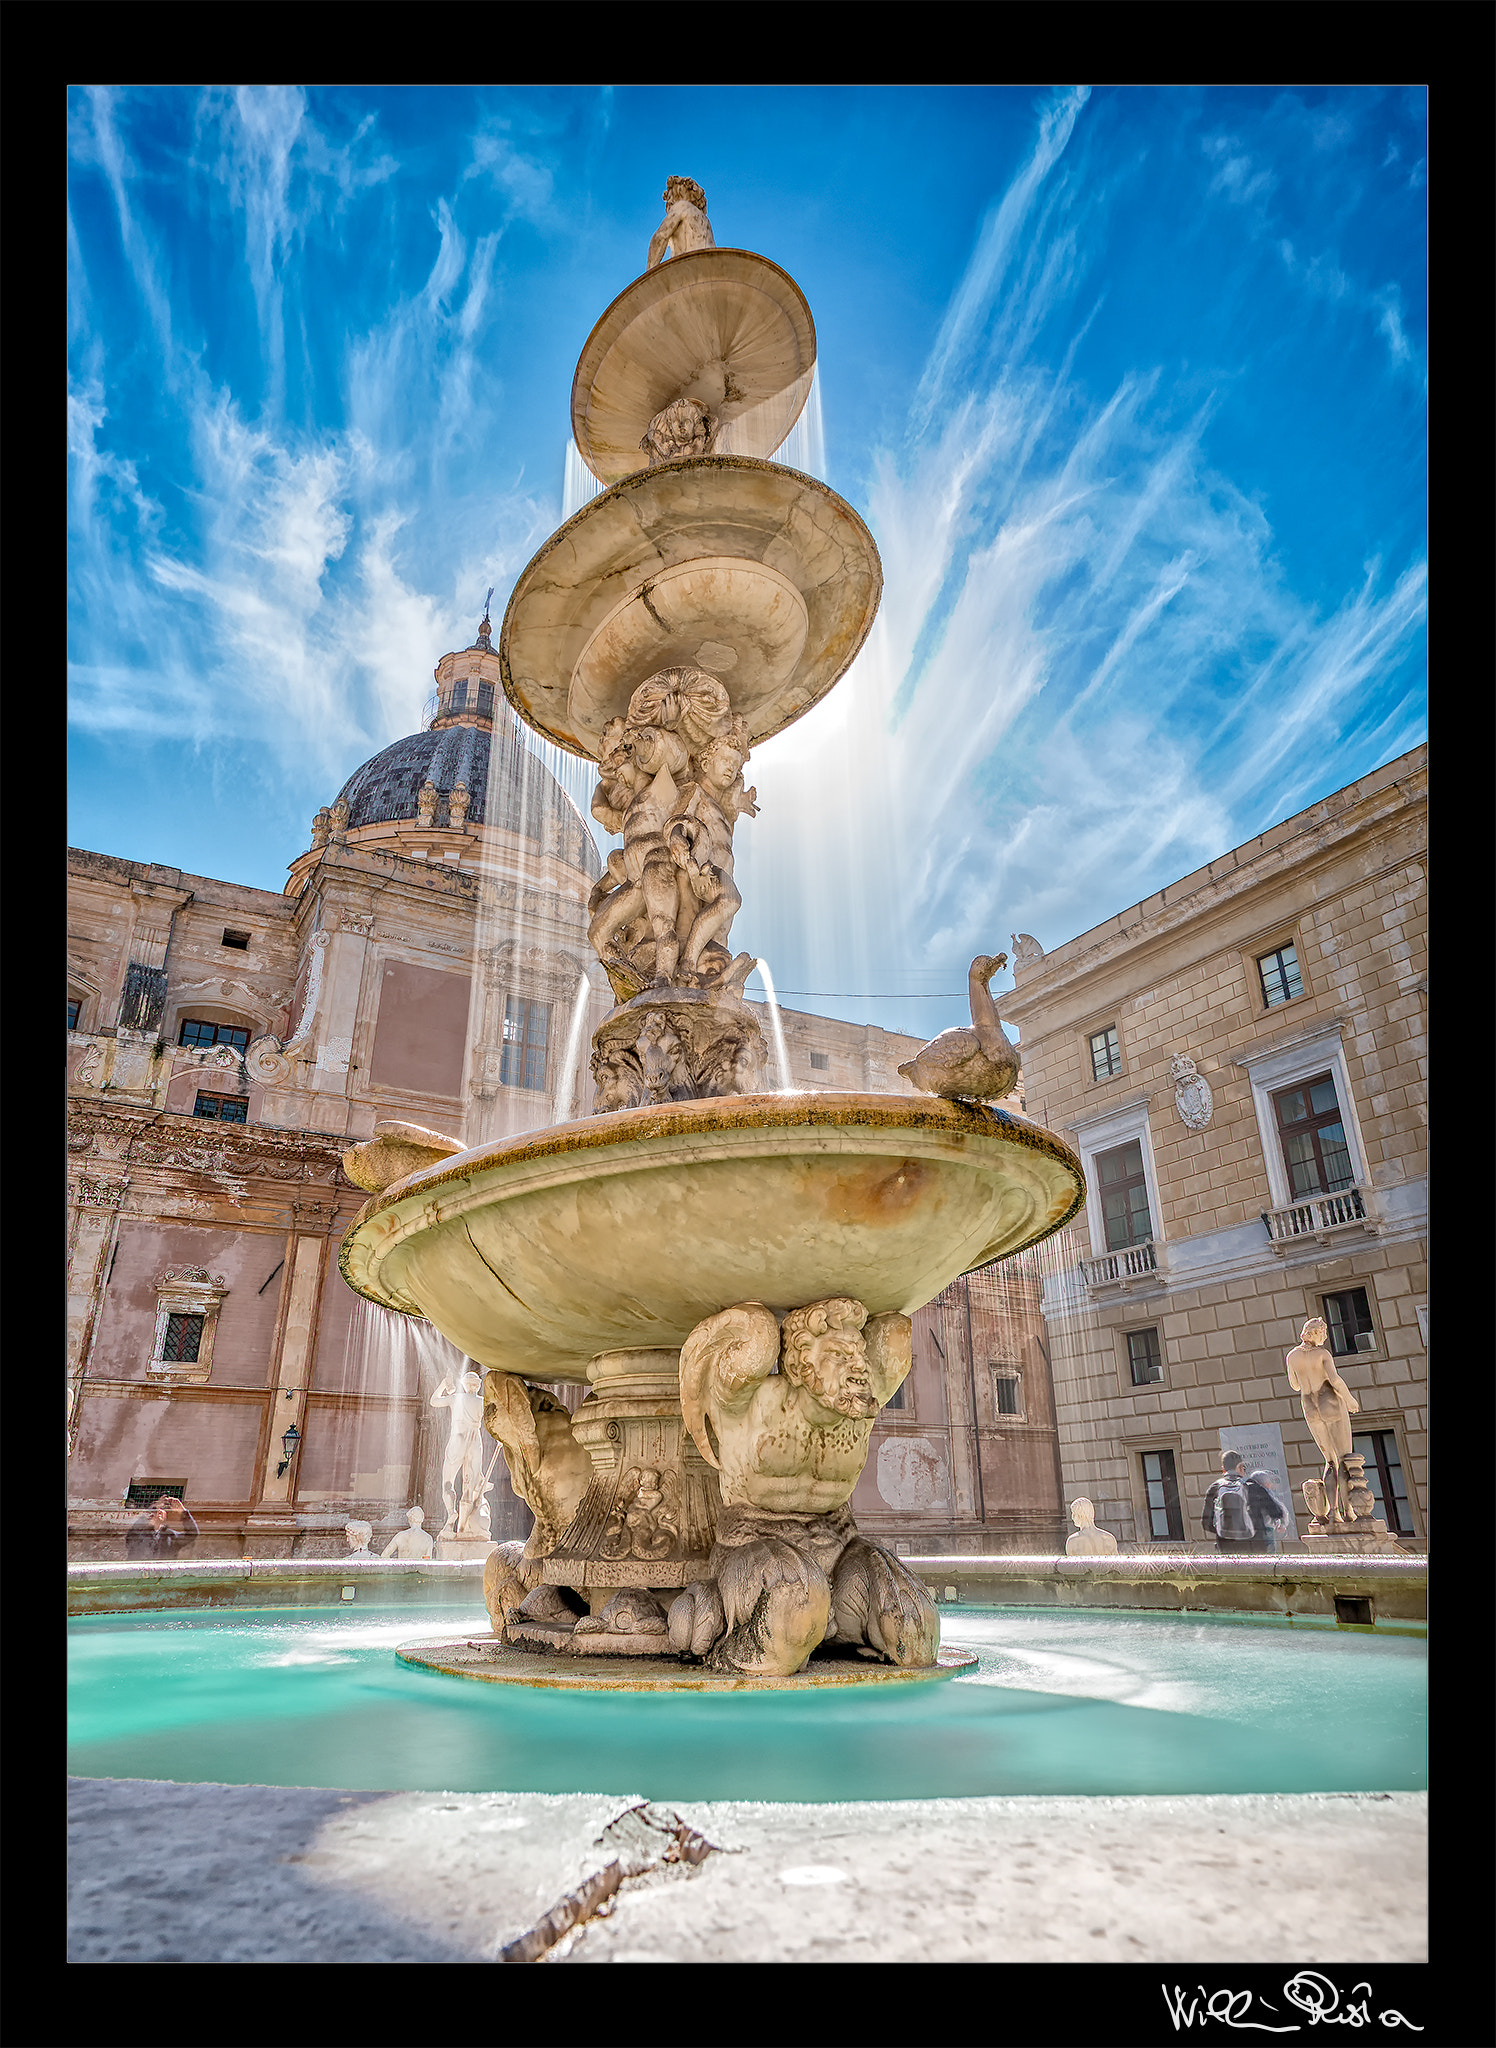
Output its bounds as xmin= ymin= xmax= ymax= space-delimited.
xmin=1286 ymin=1317 xmax=1385 ymax=1536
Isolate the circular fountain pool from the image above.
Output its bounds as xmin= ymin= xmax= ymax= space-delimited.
xmin=68 ymin=1605 xmax=1425 ymax=1804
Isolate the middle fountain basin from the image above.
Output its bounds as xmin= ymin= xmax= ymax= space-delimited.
xmin=338 ymin=1092 xmax=1085 ymax=1382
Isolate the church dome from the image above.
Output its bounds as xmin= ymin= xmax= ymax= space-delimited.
xmin=335 ymin=719 xmax=600 ymax=879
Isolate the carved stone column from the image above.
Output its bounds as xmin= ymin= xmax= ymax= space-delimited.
xmin=540 ymin=1348 xmax=720 ymax=1596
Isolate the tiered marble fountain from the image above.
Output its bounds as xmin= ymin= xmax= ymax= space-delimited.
xmin=340 ymin=179 xmax=1085 ymax=1686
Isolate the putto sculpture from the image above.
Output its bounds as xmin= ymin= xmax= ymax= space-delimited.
xmin=341 ymin=178 xmax=1088 ymax=1688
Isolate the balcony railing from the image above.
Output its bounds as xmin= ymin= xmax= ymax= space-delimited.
xmin=1080 ymin=1239 xmax=1160 ymax=1289
xmin=1261 ymin=1184 xmax=1377 ymax=1252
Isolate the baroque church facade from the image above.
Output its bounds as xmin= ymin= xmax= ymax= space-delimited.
xmin=68 ymin=619 xmax=1064 ymax=1559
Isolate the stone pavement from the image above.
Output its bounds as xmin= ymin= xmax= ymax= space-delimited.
xmin=68 ymin=1778 xmax=1425 ymax=1964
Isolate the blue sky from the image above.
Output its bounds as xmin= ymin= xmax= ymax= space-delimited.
xmin=68 ymin=86 xmax=1426 ymax=1038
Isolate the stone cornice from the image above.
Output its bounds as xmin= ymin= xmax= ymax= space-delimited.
xmin=67 ymin=1099 xmax=357 ymax=1186
xmin=1005 ymin=751 xmax=1427 ymax=1023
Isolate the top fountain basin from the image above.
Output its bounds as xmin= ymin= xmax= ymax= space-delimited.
xmin=338 ymin=1093 xmax=1085 ymax=1382
xmin=571 ymin=248 xmax=817 ymax=485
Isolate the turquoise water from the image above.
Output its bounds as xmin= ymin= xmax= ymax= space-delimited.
xmin=67 ymin=1604 xmax=1425 ymax=1804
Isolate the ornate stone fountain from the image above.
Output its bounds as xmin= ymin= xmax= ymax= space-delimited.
xmin=340 ymin=178 xmax=1085 ymax=1683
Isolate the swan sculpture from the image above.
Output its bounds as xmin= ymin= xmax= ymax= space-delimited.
xmin=896 ymin=954 xmax=1021 ymax=1104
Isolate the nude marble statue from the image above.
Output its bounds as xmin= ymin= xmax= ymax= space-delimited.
xmin=669 ymin=1298 xmax=940 ymax=1676
xmin=1286 ymin=1316 xmax=1363 ymax=1527
xmin=431 ymin=1367 xmax=488 ymax=1540
xmin=381 ymin=1505 xmax=435 ymax=1560
xmin=647 ymin=176 xmax=714 ymax=269
xmin=1065 ymin=1497 xmax=1119 ymax=1556
xmin=667 ymin=728 xmax=758 ymax=979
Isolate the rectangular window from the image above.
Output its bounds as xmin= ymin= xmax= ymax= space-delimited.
xmin=68 ymin=999 xmax=82 ymax=1032
xmin=162 ymin=1313 xmax=204 ymax=1363
xmin=1273 ymin=1072 xmax=1353 ymax=1197
xmin=992 ymin=1371 xmax=1022 ymax=1416
xmin=221 ymin=929 xmax=251 ymax=950
xmin=193 ymin=1093 xmax=248 ymax=1123
xmin=1127 ymin=1328 xmax=1164 ymax=1385
xmin=1352 ymin=1429 xmax=1413 ymax=1536
xmin=1096 ymin=1140 xmax=1153 ymax=1251
xmin=179 ymin=1019 xmax=251 ymax=1051
xmin=125 ymin=1479 xmax=189 ymax=1507
xmin=809 ymin=1051 xmax=830 ymax=1070
xmin=501 ymin=997 xmax=551 ymax=1090
xmin=450 ymin=678 xmax=469 ymax=709
xmin=1258 ymin=943 xmax=1304 ymax=1008
xmin=883 ymin=1381 xmax=905 ymax=1411
xmin=1323 ymin=1287 xmax=1375 ymax=1356
xmin=477 ymin=683 xmax=495 ymax=717
xmin=1089 ymin=1026 xmax=1122 ymax=1080
xmin=1140 ymin=1449 xmax=1184 ymax=1540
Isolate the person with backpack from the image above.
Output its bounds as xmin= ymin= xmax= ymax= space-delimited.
xmin=1246 ymin=1468 xmax=1289 ymax=1552
xmin=1200 ymin=1453 xmax=1272 ymax=1553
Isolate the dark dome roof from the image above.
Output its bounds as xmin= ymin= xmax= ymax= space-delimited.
xmin=336 ymin=722 xmax=600 ymax=877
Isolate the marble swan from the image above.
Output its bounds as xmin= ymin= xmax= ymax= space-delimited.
xmin=896 ymin=954 xmax=1021 ymax=1104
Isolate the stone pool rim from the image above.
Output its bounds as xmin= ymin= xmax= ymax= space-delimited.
xmin=67 ymin=1552 xmax=1427 ymax=1626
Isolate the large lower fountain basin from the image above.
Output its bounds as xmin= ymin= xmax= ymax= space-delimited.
xmin=67 ymin=1604 xmax=1425 ymax=1802
xmin=338 ymin=1094 xmax=1085 ymax=1380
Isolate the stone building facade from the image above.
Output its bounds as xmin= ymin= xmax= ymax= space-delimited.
xmin=67 ymin=620 xmax=1062 ymax=1558
xmin=1001 ymin=746 xmax=1428 ymax=1551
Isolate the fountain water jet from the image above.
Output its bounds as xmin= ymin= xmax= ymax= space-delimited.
xmin=754 ymin=957 xmax=795 ymax=1093
xmin=342 ymin=178 xmax=1086 ymax=1684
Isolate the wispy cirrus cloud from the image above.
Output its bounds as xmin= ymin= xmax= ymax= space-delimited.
xmin=737 ymin=90 xmax=1425 ymax=1035
xmin=68 ymin=90 xmax=555 ymax=802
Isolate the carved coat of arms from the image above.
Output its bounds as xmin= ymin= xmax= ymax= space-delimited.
xmin=1170 ymin=1054 xmax=1213 ymax=1130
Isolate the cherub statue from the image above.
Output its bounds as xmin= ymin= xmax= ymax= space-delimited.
xmin=647 ymin=175 xmax=714 ymax=269
xmin=670 ymin=1298 xmax=940 ymax=1676
xmin=667 ymin=727 xmax=759 ymax=980
xmin=1286 ymin=1316 xmax=1362 ymax=1527
xmin=588 ymin=713 xmax=692 ymax=987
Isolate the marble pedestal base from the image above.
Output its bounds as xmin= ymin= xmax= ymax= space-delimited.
xmin=433 ymin=1536 xmax=499 ymax=1562
xmin=541 ymin=1347 xmax=721 ymax=1597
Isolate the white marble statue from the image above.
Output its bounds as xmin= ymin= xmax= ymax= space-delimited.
xmin=431 ymin=1367 xmax=488 ymax=1539
xmin=670 ymin=1298 xmax=939 ymax=1676
xmin=647 ymin=175 xmax=714 ymax=269
xmin=343 ymin=1519 xmax=374 ymax=1558
xmin=381 ymin=1506 xmax=436 ymax=1560
xmin=1286 ymin=1316 xmax=1364 ymax=1528
xmin=1065 ymin=1497 xmax=1119 ymax=1556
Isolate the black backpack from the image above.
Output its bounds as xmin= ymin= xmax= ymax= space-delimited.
xmin=1213 ymin=1476 xmax=1256 ymax=1540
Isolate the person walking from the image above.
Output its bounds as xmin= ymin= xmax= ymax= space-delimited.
xmin=1200 ymin=1453 xmax=1272 ymax=1554
xmin=124 ymin=1496 xmax=200 ymax=1560
xmin=1246 ymin=1468 xmax=1289 ymax=1553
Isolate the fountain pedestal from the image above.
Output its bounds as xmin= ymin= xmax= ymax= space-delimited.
xmin=542 ymin=1349 xmax=721 ymax=1594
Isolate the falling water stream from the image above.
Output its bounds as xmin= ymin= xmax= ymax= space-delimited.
xmin=753 ymin=958 xmax=795 ymax=1092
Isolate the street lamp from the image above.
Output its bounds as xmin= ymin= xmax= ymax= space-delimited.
xmin=276 ymin=1421 xmax=302 ymax=1479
